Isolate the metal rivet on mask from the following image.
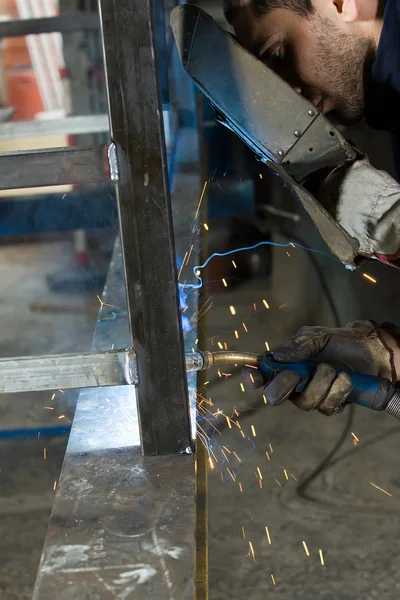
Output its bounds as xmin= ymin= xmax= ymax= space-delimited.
xmin=294 ymin=130 xmax=301 ymax=137
xmin=308 ymin=109 xmax=315 ymax=117
xmin=277 ymin=150 xmax=284 ymax=157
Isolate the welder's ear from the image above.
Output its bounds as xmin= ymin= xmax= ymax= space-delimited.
xmin=336 ymin=0 xmax=359 ymax=23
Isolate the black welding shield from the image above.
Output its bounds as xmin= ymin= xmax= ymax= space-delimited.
xmin=170 ymin=4 xmax=361 ymax=266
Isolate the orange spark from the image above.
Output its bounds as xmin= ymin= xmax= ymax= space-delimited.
xmin=194 ymin=181 xmax=208 ymax=220
xmin=302 ymin=541 xmax=310 ymax=556
xmin=265 ymin=526 xmax=272 ymax=544
xmin=263 ymin=299 xmax=270 ymax=309
xmin=248 ymin=541 xmax=255 ymax=561
xmin=251 ymin=425 xmax=256 ymax=437
xmin=319 ymin=549 xmax=325 ymax=565
xmin=229 ymin=305 xmax=236 ymax=315
xmin=370 ymin=482 xmax=392 ymax=496
xmin=232 ymin=260 xmax=237 ymax=268
xmin=363 ymin=273 xmax=377 ymax=283
xmin=222 ymin=278 xmax=228 ymax=287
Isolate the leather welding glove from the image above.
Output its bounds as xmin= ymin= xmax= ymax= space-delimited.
xmin=244 ymin=320 xmax=399 ymax=416
xmin=316 ymin=158 xmax=400 ymax=267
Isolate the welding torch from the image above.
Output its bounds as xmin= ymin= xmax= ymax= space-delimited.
xmin=186 ymin=350 xmax=400 ymax=420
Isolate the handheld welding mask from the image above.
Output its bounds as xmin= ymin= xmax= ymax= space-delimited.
xmin=171 ymin=4 xmax=363 ymax=266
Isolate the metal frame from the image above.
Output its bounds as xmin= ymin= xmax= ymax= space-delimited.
xmin=0 ymin=1 xmax=192 ymax=456
xmin=99 ymin=0 xmax=191 ymax=456
xmin=0 ymin=12 xmax=100 ymax=37
xmin=33 ymin=242 xmax=196 ymax=599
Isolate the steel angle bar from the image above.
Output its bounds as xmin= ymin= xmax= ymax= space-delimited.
xmin=0 ymin=145 xmax=110 ymax=190
xmin=0 ymin=13 xmax=100 ymax=38
xmin=0 ymin=349 xmax=137 ymax=394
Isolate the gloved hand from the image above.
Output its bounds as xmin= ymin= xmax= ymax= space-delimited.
xmin=245 ymin=320 xmax=399 ymax=416
xmin=317 ymin=158 xmax=400 ymax=267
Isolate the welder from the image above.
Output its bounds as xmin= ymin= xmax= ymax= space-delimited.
xmin=222 ymin=0 xmax=400 ymax=416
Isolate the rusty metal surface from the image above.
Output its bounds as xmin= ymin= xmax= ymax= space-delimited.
xmin=33 ymin=240 xmax=195 ymax=599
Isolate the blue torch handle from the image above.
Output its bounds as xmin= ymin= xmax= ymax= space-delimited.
xmin=259 ymin=357 xmax=393 ymax=412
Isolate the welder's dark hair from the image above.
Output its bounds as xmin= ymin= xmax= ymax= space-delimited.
xmin=223 ymin=0 xmax=314 ymax=24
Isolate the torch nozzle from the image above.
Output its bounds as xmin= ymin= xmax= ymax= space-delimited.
xmin=185 ymin=350 xmax=261 ymax=372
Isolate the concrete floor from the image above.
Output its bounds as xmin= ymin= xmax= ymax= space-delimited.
xmin=205 ymin=218 xmax=400 ymax=599
xmin=0 ymin=238 xmax=100 ymax=599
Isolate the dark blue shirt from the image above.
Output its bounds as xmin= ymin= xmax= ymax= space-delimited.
xmin=365 ymin=0 xmax=400 ymax=177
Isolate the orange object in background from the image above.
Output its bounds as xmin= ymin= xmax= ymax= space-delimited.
xmin=2 ymin=0 xmax=45 ymax=119
xmin=5 ymin=69 xmax=43 ymax=120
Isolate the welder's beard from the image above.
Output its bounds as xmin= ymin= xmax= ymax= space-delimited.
xmin=309 ymin=17 xmax=372 ymax=125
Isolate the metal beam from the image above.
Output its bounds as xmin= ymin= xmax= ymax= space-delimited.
xmin=99 ymin=0 xmax=192 ymax=455
xmin=0 ymin=115 xmax=109 ymax=139
xmin=0 ymin=145 xmax=110 ymax=190
xmin=0 ymin=13 xmax=100 ymax=38
xmin=0 ymin=349 xmax=137 ymax=394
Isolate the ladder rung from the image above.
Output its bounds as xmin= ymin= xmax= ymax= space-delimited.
xmin=0 ymin=144 xmax=111 ymax=190
xmin=0 ymin=115 xmax=109 ymax=140
xmin=0 ymin=349 xmax=137 ymax=394
xmin=0 ymin=13 xmax=100 ymax=38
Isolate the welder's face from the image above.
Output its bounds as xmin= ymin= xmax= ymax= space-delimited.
xmin=232 ymin=6 xmax=372 ymax=124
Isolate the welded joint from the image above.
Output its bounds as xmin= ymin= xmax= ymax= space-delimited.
xmin=108 ymin=142 xmax=119 ymax=182
xmin=121 ymin=348 xmax=139 ymax=385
